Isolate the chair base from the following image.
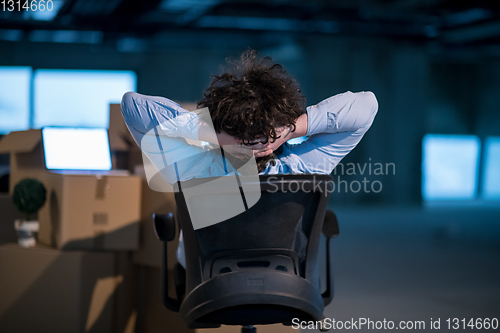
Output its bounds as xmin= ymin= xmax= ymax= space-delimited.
xmin=242 ymin=325 xmax=256 ymax=333
xmin=180 ymin=269 xmax=324 ymax=328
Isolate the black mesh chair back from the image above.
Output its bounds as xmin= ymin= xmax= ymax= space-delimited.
xmin=155 ymin=174 xmax=338 ymax=330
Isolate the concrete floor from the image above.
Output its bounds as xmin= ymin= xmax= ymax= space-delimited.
xmin=309 ymin=204 xmax=500 ymax=332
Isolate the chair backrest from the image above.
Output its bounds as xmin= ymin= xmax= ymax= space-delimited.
xmin=174 ymin=174 xmax=333 ymax=327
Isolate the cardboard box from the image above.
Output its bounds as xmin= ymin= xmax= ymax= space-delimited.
xmin=132 ymin=171 xmax=177 ymax=269
xmin=114 ymin=252 xmax=140 ymax=333
xmin=0 ymin=195 xmax=22 ymax=245
xmin=108 ymin=103 xmax=143 ymax=173
xmin=0 ymin=244 xmax=117 ymax=333
xmin=0 ymin=128 xmax=141 ymax=251
xmin=0 ymin=129 xmax=45 ymax=195
xmin=0 ymin=244 xmax=141 ymax=333
xmin=136 ymin=266 xmax=194 ymax=333
xmin=38 ymin=172 xmax=141 ymax=251
xmin=109 ymin=104 xmax=135 ymax=152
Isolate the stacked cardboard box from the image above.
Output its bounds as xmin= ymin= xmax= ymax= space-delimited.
xmin=0 ymin=244 xmax=143 ymax=333
xmin=0 ymin=194 xmax=22 ymax=245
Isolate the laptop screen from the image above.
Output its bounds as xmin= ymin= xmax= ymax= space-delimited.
xmin=42 ymin=127 xmax=112 ymax=171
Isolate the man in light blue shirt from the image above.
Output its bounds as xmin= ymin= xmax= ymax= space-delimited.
xmin=120 ymin=49 xmax=378 ymax=268
xmin=120 ymin=89 xmax=378 ymax=179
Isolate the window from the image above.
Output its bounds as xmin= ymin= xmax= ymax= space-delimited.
xmin=0 ymin=67 xmax=31 ymax=134
xmin=34 ymin=69 xmax=136 ymax=128
xmin=422 ymin=134 xmax=480 ymax=200
xmin=482 ymin=137 xmax=500 ymax=200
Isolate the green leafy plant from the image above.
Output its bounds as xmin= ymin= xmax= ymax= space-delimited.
xmin=12 ymin=178 xmax=47 ymax=221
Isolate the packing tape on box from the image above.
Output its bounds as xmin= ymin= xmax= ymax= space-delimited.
xmin=95 ymin=175 xmax=109 ymax=199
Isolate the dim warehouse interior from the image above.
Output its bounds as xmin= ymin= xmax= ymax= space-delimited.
xmin=0 ymin=0 xmax=500 ymax=332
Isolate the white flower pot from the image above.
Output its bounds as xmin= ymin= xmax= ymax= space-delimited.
xmin=14 ymin=220 xmax=40 ymax=248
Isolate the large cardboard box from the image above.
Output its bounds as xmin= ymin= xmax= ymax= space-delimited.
xmin=0 ymin=244 xmax=118 ymax=333
xmin=38 ymin=172 xmax=141 ymax=251
xmin=136 ymin=266 xmax=193 ymax=333
xmin=132 ymin=173 xmax=177 ymax=269
xmin=108 ymin=104 xmax=177 ymax=266
xmin=114 ymin=251 xmax=140 ymax=333
xmin=0 ymin=194 xmax=22 ymax=245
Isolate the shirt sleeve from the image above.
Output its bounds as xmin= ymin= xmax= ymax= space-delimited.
xmin=120 ymin=91 xmax=200 ymax=145
xmin=284 ymin=91 xmax=378 ymax=174
xmin=120 ymin=91 xmax=219 ymax=184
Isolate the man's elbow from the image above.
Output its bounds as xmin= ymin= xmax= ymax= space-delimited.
xmin=120 ymin=91 xmax=144 ymax=131
xmin=360 ymin=91 xmax=378 ymax=115
xmin=121 ymin=91 xmax=138 ymax=110
xmin=358 ymin=91 xmax=378 ymax=128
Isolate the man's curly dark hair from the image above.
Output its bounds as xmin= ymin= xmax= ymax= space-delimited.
xmin=198 ymin=48 xmax=306 ymax=172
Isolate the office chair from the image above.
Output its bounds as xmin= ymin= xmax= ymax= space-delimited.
xmin=154 ymin=174 xmax=339 ymax=333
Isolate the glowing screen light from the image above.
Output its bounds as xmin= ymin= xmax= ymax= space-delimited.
xmin=0 ymin=66 xmax=31 ymax=134
xmin=422 ymin=134 xmax=480 ymax=200
xmin=482 ymin=137 xmax=500 ymax=200
xmin=34 ymin=69 xmax=136 ymax=128
xmin=42 ymin=127 xmax=112 ymax=170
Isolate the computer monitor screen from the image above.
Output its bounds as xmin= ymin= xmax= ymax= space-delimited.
xmin=42 ymin=127 xmax=112 ymax=170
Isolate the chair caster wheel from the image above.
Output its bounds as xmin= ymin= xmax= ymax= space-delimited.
xmin=242 ymin=325 xmax=256 ymax=333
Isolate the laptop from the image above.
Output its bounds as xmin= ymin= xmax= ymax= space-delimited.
xmin=42 ymin=127 xmax=128 ymax=175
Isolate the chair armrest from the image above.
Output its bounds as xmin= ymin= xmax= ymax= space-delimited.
xmin=153 ymin=213 xmax=181 ymax=312
xmin=322 ymin=209 xmax=338 ymax=306
xmin=153 ymin=213 xmax=176 ymax=241
xmin=322 ymin=210 xmax=339 ymax=238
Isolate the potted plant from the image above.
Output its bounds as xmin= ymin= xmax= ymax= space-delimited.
xmin=12 ymin=178 xmax=47 ymax=247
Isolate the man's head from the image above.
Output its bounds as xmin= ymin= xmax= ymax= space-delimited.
xmin=198 ymin=48 xmax=306 ymax=171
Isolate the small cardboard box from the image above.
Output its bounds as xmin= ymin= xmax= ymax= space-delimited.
xmin=0 ymin=129 xmax=45 ymax=195
xmin=109 ymin=104 xmax=142 ymax=172
xmin=38 ymin=172 xmax=141 ymax=251
xmin=109 ymin=103 xmax=135 ymax=152
xmin=0 ymin=244 xmax=117 ymax=333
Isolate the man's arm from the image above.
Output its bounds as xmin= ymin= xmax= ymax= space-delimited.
xmin=253 ymin=112 xmax=308 ymax=157
xmin=284 ymin=91 xmax=378 ymax=174
xmin=121 ymin=92 xmax=224 ymax=184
